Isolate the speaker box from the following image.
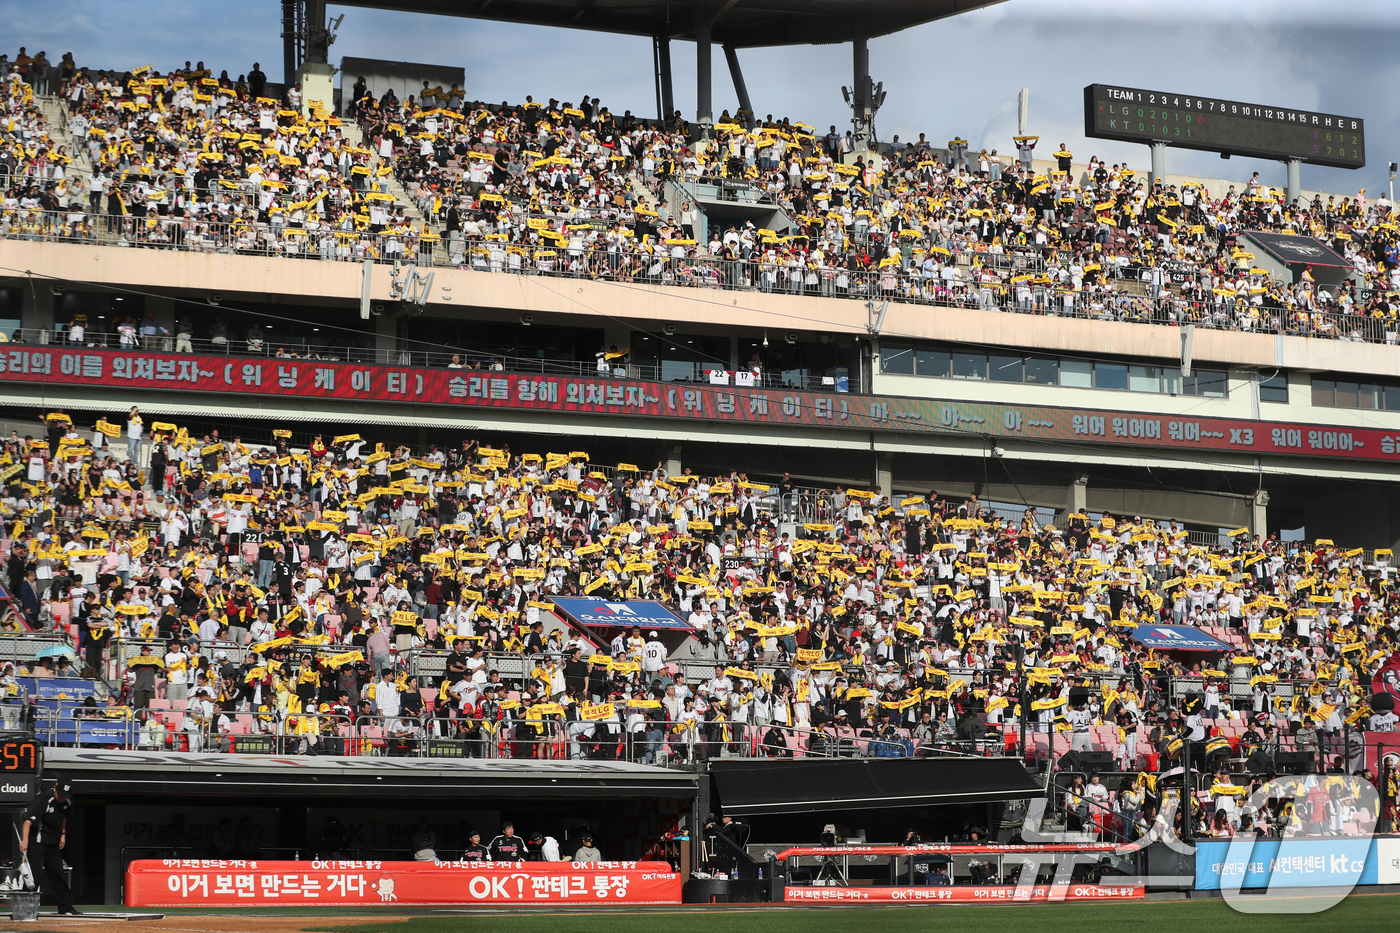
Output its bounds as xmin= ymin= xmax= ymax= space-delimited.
xmin=1244 ymin=750 xmax=1273 ymax=773
xmin=1274 ymin=751 xmax=1315 ymax=774
xmin=1058 ymin=750 xmax=1115 ymax=772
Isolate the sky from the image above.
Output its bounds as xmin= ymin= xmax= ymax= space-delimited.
xmin=4 ymin=0 xmax=1398 ymax=195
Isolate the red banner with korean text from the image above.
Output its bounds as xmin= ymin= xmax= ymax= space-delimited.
xmin=126 ymin=859 xmax=682 ymax=907
xmin=783 ymin=884 xmax=1144 ymax=903
xmin=3 ymin=345 xmax=1398 ymax=463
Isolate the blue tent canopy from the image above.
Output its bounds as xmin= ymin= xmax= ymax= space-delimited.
xmin=1129 ymin=624 xmax=1232 ymax=652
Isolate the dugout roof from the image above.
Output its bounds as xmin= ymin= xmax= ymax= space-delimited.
xmin=709 ymin=757 xmax=1042 ymax=816
xmin=47 ymin=749 xmax=698 ymax=799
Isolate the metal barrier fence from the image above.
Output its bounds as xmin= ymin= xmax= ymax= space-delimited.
xmin=0 ymin=634 xmax=70 ymax=663
xmin=2 ymin=211 xmax=1389 ymax=346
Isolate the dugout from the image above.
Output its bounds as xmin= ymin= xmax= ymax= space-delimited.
xmin=39 ymin=749 xmax=697 ymax=905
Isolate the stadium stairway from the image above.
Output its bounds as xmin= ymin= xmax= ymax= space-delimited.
xmin=629 ymin=174 xmax=667 ymax=220
xmin=343 ymin=121 xmax=427 ymax=225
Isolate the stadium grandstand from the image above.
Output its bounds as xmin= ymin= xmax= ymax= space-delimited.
xmin=0 ymin=6 xmax=1399 ymax=914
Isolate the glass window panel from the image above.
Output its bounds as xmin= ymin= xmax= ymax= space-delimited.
xmin=1024 ymin=358 xmax=1058 ymax=385
xmin=1128 ymin=365 xmax=1161 ymax=393
xmin=1259 ymin=374 xmax=1288 ymax=403
xmin=1312 ymin=378 xmax=1334 ymax=407
xmin=952 ymin=352 xmax=987 ymax=380
xmin=1385 ymin=386 xmax=1400 ymax=412
xmin=1060 ymin=359 xmax=1093 ymax=388
xmin=1196 ymin=370 xmax=1228 ymax=398
xmin=989 ymin=355 xmax=1023 ymax=382
xmin=1334 ymin=381 xmax=1359 ymax=409
xmin=1095 ymin=363 xmax=1128 ymax=391
xmin=1360 ymin=384 xmax=1379 ymax=410
xmin=881 ymin=346 xmax=914 ymax=374
xmin=1163 ymin=370 xmax=1182 ymax=395
xmin=915 ymin=350 xmax=950 ymax=378
xmin=661 ymin=360 xmax=697 ymax=382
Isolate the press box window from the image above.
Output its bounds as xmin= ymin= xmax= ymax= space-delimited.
xmin=881 ymin=346 xmax=914 ymax=374
xmin=1259 ymin=374 xmax=1288 ymax=403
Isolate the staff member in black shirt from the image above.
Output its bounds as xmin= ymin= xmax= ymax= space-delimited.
xmin=487 ymin=822 xmax=527 ymax=861
xmin=21 ymin=776 xmax=79 ymax=915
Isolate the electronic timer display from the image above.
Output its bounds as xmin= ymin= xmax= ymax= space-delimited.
xmin=0 ymin=740 xmax=38 ymax=773
xmin=1084 ymin=84 xmax=1364 ymax=169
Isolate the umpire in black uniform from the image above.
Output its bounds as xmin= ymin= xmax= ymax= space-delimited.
xmin=20 ymin=775 xmax=79 ymax=915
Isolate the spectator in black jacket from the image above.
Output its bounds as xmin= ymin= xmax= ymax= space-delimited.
xmin=563 ymin=648 xmax=589 ymax=696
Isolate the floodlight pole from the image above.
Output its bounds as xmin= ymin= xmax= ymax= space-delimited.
xmin=851 ymin=36 xmax=871 ymax=150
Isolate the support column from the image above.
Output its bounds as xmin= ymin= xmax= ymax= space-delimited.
xmin=1068 ymin=473 xmax=1088 ymax=515
xmin=695 ymin=18 xmax=713 ymax=136
xmin=723 ymin=45 xmax=751 ymax=120
xmin=1251 ymin=491 xmax=1269 ymax=539
xmin=22 ymin=280 xmax=54 ymax=335
xmin=1149 ymin=141 xmax=1167 ymax=191
xmin=304 ymin=0 xmax=328 ymax=62
xmin=654 ymin=35 xmax=674 ymax=122
xmin=374 ymin=312 xmax=397 ymax=365
xmin=1286 ymin=159 xmax=1302 ymax=204
xmin=296 ymin=0 xmax=333 ymax=117
xmin=146 ymin=295 xmax=175 ymax=350
xmin=875 ymin=454 xmax=893 ymax=501
xmin=281 ymin=0 xmax=300 ymax=87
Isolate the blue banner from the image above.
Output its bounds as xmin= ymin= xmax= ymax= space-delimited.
xmin=1195 ymin=839 xmax=1378 ymax=890
xmin=17 ymin=678 xmax=100 ymax=699
xmin=550 ymin=598 xmax=692 ymax=631
xmin=35 ymin=716 xmax=138 ymax=747
xmin=1129 ymin=624 xmax=1232 ymax=652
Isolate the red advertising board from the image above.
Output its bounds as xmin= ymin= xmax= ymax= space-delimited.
xmin=125 ymin=859 xmax=682 ymax=907
xmin=3 ymin=345 xmax=1397 ymax=463
xmin=783 ymin=884 xmax=1145 ymax=903
xmin=1359 ymin=731 xmax=1400 ymax=772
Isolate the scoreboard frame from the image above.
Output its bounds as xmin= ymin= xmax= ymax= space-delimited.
xmin=1083 ymin=84 xmax=1364 ymax=170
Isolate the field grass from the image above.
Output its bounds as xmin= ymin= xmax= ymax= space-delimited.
xmin=310 ymin=894 xmax=1400 ymax=933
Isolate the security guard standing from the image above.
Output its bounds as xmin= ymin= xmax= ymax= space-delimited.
xmin=20 ymin=775 xmax=79 ymax=916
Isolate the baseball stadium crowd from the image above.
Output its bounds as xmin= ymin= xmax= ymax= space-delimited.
xmin=2 ymin=408 xmax=1399 ymax=788
xmin=3 ymin=48 xmax=1400 ymax=841
xmin=2 ymin=50 xmax=1400 ymax=345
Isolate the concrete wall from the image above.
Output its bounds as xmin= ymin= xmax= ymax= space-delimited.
xmin=338 ymin=57 xmax=464 ymax=110
xmin=5 ymin=240 xmax=1399 ymax=381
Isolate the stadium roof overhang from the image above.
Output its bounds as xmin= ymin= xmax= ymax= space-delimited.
xmin=47 ymin=749 xmax=698 ymax=799
xmin=709 ymin=757 xmax=1042 ymax=817
xmin=331 ymin=0 xmax=1007 ymax=48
